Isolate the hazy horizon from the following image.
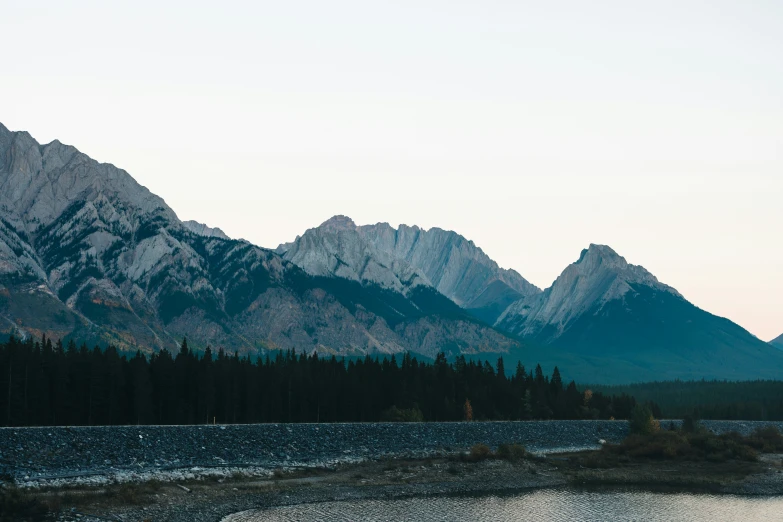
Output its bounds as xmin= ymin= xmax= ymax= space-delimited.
xmin=2 ymin=1 xmax=781 ymax=340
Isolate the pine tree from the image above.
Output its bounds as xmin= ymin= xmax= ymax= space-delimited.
xmin=130 ymin=351 xmax=153 ymax=425
xmin=550 ymin=367 xmax=563 ymax=394
xmin=496 ymin=357 xmax=506 ymax=380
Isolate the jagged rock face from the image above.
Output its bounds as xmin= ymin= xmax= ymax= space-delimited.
xmin=277 ymin=216 xmax=430 ymax=294
xmin=0 ymin=123 xmax=520 ymax=358
xmin=771 ymin=333 xmax=783 ymax=350
xmin=497 ymin=244 xmax=680 ymax=339
xmin=278 ymin=215 xmax=540 ymax=322
xmin=358 ymin=221 xmax=540 ymax=306
xmin=182 ymin=220 xmax=230 ymax=240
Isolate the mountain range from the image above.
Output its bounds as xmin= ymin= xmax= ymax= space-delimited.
xmin=0 ymin=123 xmax=517 ymax=359
xmin=276 ymin=215 xmax=540 ymax=324
xmin=1 ymin=122 xmax=781 ymax=383
xmin=771 ymin=334 xmax=783 ymax=350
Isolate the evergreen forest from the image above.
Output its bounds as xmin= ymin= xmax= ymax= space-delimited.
xmin=0 ymin=336 xmax=646 ymax=427
xmin=594 ymin=380 xmax=783 ymax=421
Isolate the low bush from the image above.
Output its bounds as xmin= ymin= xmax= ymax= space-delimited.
xmin=614 ymin=431 xmax=689 ymax=459
xmin=602 ymin=427 xmax=777 ymax=463
xmin=460 ymin=442 xmax=528 ymax=463
xmin=497 ymin=443 xmax=527 ymax=462
xmin=746 ymin=426 xmax=783 ymax=453
xmin=468 ymin=444 xmax=492 ymax=462
xmin=629 ymin=405 xmax=660 ymax=436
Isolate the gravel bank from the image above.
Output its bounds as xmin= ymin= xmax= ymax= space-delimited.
xmin=2 ymin=420 xmax=782 ymax=488
xmin=0 ymin=420 xmax=623 ymax=487
xmin=51 ymin=456 xmax=568 ymax=522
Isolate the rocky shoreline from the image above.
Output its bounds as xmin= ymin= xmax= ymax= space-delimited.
xmin=2 ymin=421 xmax=783 ymax=521
xmin=22 ymin=450 xmax=783 ymax=522
xmin=1 ymin=420 xmax=632 ymax=487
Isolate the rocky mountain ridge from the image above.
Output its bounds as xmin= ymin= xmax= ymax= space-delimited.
xmin=496 ymin=244 xmax=680 ymax=339
xmin=0 ymin=123 xmax=519 ymax=358
xmin=276 ymin=216 xmax=783 ymax=381
xmin=493 ymin=244 xmax=783 ymax=381
xmin=276 ymin=215 xmax=431 ymax=294
xmin=277 ymin=215 xmax=541 ymax=323
xmin=2 ymin=122 xmax=781 ymax=382
xmin=182 ymin=220 xmax=231 ymax=240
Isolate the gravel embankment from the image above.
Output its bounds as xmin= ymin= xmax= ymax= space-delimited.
xmin=2 ymin=420 xmax=782 ymax=488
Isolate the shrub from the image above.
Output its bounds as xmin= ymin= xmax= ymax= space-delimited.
xmin=606 ymin=429 xmax=760 ymax=462
xmin=629 ymin=405 xmax=660 ymax=436
xmin=497 ymin=443 xmax=527 ymax=462
xmin=615 ymin=431 xmax=688 ymax=459
xmin=468 ymin=444 xmax=492 ymax=462
xmin=747 ymin=426 xmax=783 ymax=453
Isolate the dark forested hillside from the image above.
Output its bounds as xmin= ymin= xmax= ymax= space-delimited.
xmin=0 ymin=336 xmax=645 ymax=426
xmin=594 ymin=380 xmax=783 ymax=421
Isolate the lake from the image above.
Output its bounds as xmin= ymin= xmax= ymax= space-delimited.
xmin=224 ymin=488 xmax=783 ymax=521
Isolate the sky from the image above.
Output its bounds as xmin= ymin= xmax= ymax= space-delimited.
xmin=2 ymin=1 xmax=781 ymax=340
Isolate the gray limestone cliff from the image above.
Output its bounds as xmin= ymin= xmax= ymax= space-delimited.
xmin=277 ymin=215 xmax=541 ymax=323
xmin=182 ymin=220 xmax=230 ymax=240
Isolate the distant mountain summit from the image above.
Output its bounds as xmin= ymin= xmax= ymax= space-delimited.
xmin=497 ymin=244 xmax=680 ymax=340
xmin=771 ymin=333 xmax=783 ymax=350
xmin=276 ymin=215 xmax=431 ymax=294
xmin=278 ymin=215 xmax=540 ymax=322
xmin=496 ymin=244 xmax=783 ymax=382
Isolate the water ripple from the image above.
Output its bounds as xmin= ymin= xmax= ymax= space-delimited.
xmin=225 ymin=489 xmax=783 ymax=522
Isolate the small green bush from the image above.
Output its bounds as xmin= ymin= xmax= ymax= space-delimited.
xmin=629 ymin=405 xmax=660 ymax=436
xmin=747 ymin=426 xmax=783 ymax=453
xmin=497 ymin=443 xmax=527 ymax=462
xmin=469 ymin=443 xmax=492 ymax=462
xmin=606 ymin=428 xmax=761 ymax=463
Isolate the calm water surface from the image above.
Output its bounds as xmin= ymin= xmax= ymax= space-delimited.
xmin=225 ymin=489 xmax=783 ymax=521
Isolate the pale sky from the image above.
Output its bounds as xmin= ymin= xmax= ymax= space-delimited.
xmin=2 ymin=1 xmax=781 ymax=340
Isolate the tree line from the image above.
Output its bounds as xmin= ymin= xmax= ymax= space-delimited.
xmin=0 ymin=335 xmax=649 ymax=427
xmin=594 ymin=380 xmax=783 ymax=421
